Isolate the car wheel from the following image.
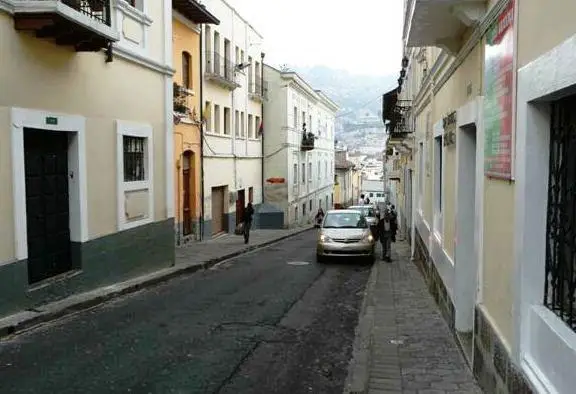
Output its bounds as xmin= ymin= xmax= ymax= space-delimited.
xmin=316 ymin=254 xmax=326 ymax=263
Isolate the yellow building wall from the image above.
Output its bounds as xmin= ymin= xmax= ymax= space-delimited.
xmin=172 ymin=18 xmax=202 ymax=230
xmin=432 ymin=43 xmax=483 ymax=259
xmin=517 ymin=0 xmax=576 ymax=68
xmin=0 ymin=12 xmax=166 ymax=263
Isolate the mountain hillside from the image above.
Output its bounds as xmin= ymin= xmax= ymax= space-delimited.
xmin=287 ymin=65 xmax=396 ymax=121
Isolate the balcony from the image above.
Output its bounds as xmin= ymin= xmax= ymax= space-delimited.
xmin=173 ymin=83 xmax=200 ymax=124
xmin=301 ymin=131 xmax=315 ymax=151
xmin=12 ymin=0 xmax=119 ymax=52
xmin=249 ymin=80 xmax=268 ymax=102
xmin=404 ymin=0 xmax=486 ymax=54
xmin=385 ymin=98 xmax=413 ymax=143
xmin=204 ymin=51 xmax=240 ymax=90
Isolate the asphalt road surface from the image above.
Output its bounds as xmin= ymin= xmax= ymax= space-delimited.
xmin=0 ymin=231 xmax=371 ymax=394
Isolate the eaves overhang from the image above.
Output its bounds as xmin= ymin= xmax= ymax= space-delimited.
xmin=405 ymin=0 xmax=486 ymax=54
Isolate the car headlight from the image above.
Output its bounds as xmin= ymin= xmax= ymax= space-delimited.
xmin=362 ymin=233 xmax=374 ymax=243
xmin=320 ymin=234 xmax=332 ymax=243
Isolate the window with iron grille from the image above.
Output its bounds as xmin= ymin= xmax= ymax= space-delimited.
xmin=544 ymin=95 xmax=576 ymax=331
xmin=123 ymin=136 xmax=146 ymax=182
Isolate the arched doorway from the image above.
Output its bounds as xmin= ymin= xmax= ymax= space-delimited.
xmin=182 ymin=150 xmax=196 ymax=236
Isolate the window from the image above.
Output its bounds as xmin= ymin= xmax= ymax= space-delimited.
xmin=182 ymin=51 xmax=192 ymax=89
xmin=309 ymin=114 xmax=312 ymax=133
xmin=248 ymin=56 xmax=253 ymax=86
xmin=117 ymin=121 xmax=153 ymax=231
xmin=235 ymin=46 xmax=240 ymax=66
xmin=293 ymin=164 xmax=298 ymax=185
xmin=248 ymin=186 xmax=253 ymax=203
xmin=205 ymin=101 xmax=212 ymax=131
xmin=224 ymin=107 xmax=231 ymax=135
xmin=127 ymin=0 xmax=144 ymax=11
xmin=255 ymin=116 xmax=261 ymax=138
xmin=295 ymin=206 xmax=298 ymax=220
xmin=302 ymin=203 xmax=306 ymax=216
xmin=240 ymin=50 xmax=245 ymax=64
xmin=241 ymin=112 xmax=245 ymax=137
xmin=214 ymin=105 xmax=221 ymax=133
xmin=293 ymin=107 xmax=298 ymax=129
xmin=369 ymin=193 xmax=374 ymax=197
xmin=301 ymin=163 xmax=305 ymax=184
xmin=319 ymin=199 xmax=322 ymax=209
xmin=325 ymin=161 xmax=328 ymax=179
xmin=544 ymin=97 xmax=576 ymax=330
xmin=248 ymin=114 xmax=254 ymax=138
xmin=308 ymin=162 xmax=312 ymax=183
xmin=318 ymin=161 xmax=321 ymax=180
xmin=235 ymin=110 xmax=240 ymax=136
xmin=123 ymin=136 xmax=146 ymax=182
xmin=309 ymin=200 xmax=313 ymax=211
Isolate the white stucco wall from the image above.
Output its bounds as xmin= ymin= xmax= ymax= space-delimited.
xmin=263 ymin=65 xmax=338 ymax=225
xmin=201 ymin=0 xmax=263 ymax=221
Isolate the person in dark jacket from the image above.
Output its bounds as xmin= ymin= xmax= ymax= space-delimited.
xmin=390 ymin=205 xmax=398 ymax=242
xmin=377 ymin=209 xmax=394 ymax=262
xmin=242 ymin=202 xmax=255 ymax=244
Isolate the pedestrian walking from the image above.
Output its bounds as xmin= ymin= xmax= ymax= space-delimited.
xmin=377 ymin=209 xmax=394 ymax=262
xmin=358 ymin=194 xmax=365 ymax=205
xmin=390 ymin=204 xmax=398 ymax=242
xmin=242 ymin=202 xmax=254 ymax=244
xmin=314 ymin=207 xmax=325 ymax=228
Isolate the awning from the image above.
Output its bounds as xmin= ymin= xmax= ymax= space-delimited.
xmin=173 ymin=0 xmax=220 ymax=24
xmin=382 ymin=88 xmax=398 ymax=124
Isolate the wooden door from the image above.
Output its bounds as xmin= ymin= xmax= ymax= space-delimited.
xmin=182 ymin=151 xmax=194 ymax=236
xmin=211 ymin=186 xmax=225 ymax=234
xmin=236 ymin=189 xmax=245 ymax=225
xmin=24 ymin=129 xmax=72 ymax=284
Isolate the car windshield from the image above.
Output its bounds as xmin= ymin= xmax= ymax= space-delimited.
xmin=323 ymin=212 xmax=367 ymax=228
xmin=349 ymin=206 xmax=375 ymax=217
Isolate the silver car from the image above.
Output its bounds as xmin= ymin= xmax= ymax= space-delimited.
xmin=348 ymin=205 xmax=378 ymax=227
xmin=316 ymin=209 xmax=375 ymax=263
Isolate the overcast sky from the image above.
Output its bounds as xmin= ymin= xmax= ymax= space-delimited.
xmin=224 ymin=0 xmax=404 ymax=76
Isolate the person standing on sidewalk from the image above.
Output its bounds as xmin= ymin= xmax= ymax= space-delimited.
xmin=390 ymin=204 xmax=398 ymax=242
xmin=377 ymin=209 xmax=393 ymax=262
xmin=242 ymin=202 xmax=255 ymax=244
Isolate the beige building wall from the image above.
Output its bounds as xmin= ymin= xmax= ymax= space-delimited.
xmin=433 ymin=43 xmax=482 ymax=259
xmin=517 ymin=0 xmax=576 ymax=67
xmin=0 ymin=11 xmax=167 ymax=263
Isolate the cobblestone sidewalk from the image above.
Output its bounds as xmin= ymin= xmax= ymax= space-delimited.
xmin=346 ymin=241 xmax=482 ymax=394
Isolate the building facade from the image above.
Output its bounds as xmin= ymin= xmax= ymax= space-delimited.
xmin=399 ymin=0 xmax=576 ymax=392
xmin=200 ymin=0 xmax=264 ymax=237
xmin=0 ymin=0 xmax=174 ymax=318
xmin=334 ymin=149 xmax=356 ymax=209
xmin=263 ymin=65 xmax=338 ymax=226
xmin=172 ymin=1 xmax=219 ymax=244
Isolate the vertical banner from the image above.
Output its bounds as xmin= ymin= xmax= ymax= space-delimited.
xmin=483 ymin=0 xmax=515 ymax=179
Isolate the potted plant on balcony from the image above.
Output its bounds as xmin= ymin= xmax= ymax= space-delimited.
xmin=173 ymin=82 xmax=189 ymax=115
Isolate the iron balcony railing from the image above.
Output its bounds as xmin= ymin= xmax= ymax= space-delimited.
xmin=62 ymin=0 xmax=112 ymax=26
xmin=204 ymin=51 xmax=236 ymax=83
xmin=249 ymin=81 xmax=268 ymax=98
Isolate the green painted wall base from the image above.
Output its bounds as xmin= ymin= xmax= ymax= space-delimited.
xmin=0 ymin=219 xmax=175 ymax=319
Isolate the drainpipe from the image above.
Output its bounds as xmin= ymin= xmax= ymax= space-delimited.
xmin=199 ymin=26 xmax=205 ymax=241
xmin=260 ymin=52 xmax=265 ymax=205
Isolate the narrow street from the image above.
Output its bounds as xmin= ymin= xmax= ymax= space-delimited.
xmin=0 ymin=232 xmax=371 ymax=394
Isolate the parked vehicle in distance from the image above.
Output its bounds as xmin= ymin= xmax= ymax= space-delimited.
xmin=347 ymin=205 xmax=378 ymax=227
xmin=316 ymin=209 xmax=375 ymax=263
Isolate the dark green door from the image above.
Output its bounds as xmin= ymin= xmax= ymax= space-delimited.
xmin=24 ymin=129 xmax=72 ymax=284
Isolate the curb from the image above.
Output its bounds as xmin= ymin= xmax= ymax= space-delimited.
xmin=343 ymin=259 xmax=379 ymax=394
xmin=0 ymin=227 xmax=313 ymax=340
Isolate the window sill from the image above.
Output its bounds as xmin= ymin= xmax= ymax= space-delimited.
xmin=205 ymin=132 xmax=231 ymax=139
